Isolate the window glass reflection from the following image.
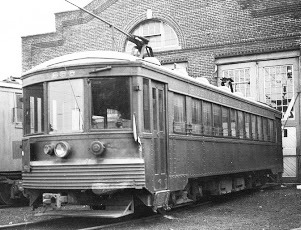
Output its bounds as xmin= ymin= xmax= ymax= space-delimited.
xmin=23 ymin=83 xmax=44 ymax=134
xmin=48 ymin=79 xmax=84 ymax=133
xmin=91 ymin=77 xmax=131 ymax=129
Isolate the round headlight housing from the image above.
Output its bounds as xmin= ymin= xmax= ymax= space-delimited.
xmin=90 ymin=141 xmax=105 ymax=156
xmin=54 ymin=141 xmax=71 ymax=158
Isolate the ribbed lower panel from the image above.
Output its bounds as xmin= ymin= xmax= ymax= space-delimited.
xmin=22 ymin=162 xmax=145 ymax=190
xmin=0 ymin=171 xmax=22 ymax=180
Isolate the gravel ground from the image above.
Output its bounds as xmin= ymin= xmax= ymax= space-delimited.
xmin=0 ymin=206 xmax=53 ymax=227
xmin=1 ymin=185 xmax=301 ymax=229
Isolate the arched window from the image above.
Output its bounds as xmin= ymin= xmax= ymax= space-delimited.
xmin=125 ymin=20 xmax=180 ymax=53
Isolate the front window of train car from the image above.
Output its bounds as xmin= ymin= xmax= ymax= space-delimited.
xmin=48 ymin=79 xmax=84 ymax=133
xmin=91 ymin=77 xmax=131 ymax=129
xmin=24 ymin=83 xmax=44 ymax=134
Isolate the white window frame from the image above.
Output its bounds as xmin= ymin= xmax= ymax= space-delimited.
xmin=13 ymin=92 xmax=23 ymax=127
xmin=125 ymin=21 xmax=181 ymax=53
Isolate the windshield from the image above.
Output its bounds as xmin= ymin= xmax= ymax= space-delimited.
xmin=48 ymin=79 xmax=84 ymax=133
xmin=91 ymin=77 xmax=131 ymax=129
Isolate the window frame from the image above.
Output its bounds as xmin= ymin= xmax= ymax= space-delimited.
xmin=251 ymin=114 xmax=257 ymax=140
xmin=263 ymin=64 xmax=294 ymax=120
xmin=171 ymin=94 xmax=276 ymax=142
xmin=125 ymin=20 xmax=181 ymax=53
xmin=143 ymin=78 xmax=151 ymax=132
xmin=257 ymin=116 xmax=263 ymax=141
xmin=173 ymin=93 xmax=186 ymax=134
xmin=222 ymin=106 xmax=230 ymax=137
xmin=230 ymin=109 xmax=237 ymax=137
xmin=23 ymin=83 xmax=45 ymax=135
xmin=244 ymin=112 xmax=251 ymax=139
xmin=213 ymin=104 xmax=222 ymax=136
xmin=237 ymin=110 xmax=244 ymax=138
xmin=48 ymin=79 xmax=85 ymax=134
xmin=191 ymin=98 xmax=202 ymax=135
xmin=13 ymin=92 xmax=23 ymax=128
xmin=202 ymin=101 xmax=213 ymax=136
xmin=90 ymin=77 xmax=132 ymax=131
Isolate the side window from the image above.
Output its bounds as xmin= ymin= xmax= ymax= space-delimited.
xmin=257 ymin=116 xmax=263 ymax=140
xmin=251 ymin=114 xmax=257 ymax=140
xmin=230 ymin=109 xmax=237 ymax=137
xmin=173 ymin=94 xmax=186 ymax=133
xmin=268 ymin=119 xmax=274 ymax=142
xmin=158 ymin=89 xmax=164 ymax=132
xmin=14 ymin=93 xmax=23 ymax=126
xmin=23 ymin=83 xmax=44 ymax=135
xmin=203 ymin=101 xmax=212 ymax=135
xmin=152 ymin=88 xmax=157 ymax=129
xmin=143 ymin=79 xmax=150 ymax=132
xmin=237 ymin=111 xmax=244 ymax=138
xmin=213 ymin=104 xmax=222 ymax=136
xmin=263 ymin=118 xmax=268 ymax=141
xmin=222 ymin=107 xmax=230 ymax=136
xmin=245 ymin=113 xmax=250 ymax=139
xmin=191 ymin=98 xmax=202 ymax=135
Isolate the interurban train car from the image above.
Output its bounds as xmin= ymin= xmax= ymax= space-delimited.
xmin=21 ymin=51 xmax=283 ymax=217
xmin=0 ymin=79 xmax=23 ymax=205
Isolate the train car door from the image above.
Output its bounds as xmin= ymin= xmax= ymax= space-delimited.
xmin=151 ymin=81 xmax=167 ymax=191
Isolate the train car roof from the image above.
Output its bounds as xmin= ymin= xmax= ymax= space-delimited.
xmin=0 ymin=81 xmax=22 ymax=90
xmin=22 ymin=51 xmax=275 ymax=111
xmin=23 ymin=51 xmax=140 ymax=75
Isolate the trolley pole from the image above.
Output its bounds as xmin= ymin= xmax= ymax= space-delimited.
xmin=64 ymin=0 xmax=154 ymax=58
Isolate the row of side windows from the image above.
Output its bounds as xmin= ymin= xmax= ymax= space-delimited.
xmin=173 ymin=93 xmax=276 ymax=142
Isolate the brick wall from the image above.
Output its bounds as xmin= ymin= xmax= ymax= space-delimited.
xmin=22 ymin=0 xmax=301 ymax=84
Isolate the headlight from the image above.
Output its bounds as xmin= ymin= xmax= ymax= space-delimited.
xmin=54 ymin=141 xmax=71 ymax=158
xmin=90 ymin=141 xmax=105 ymax=156
xmin=44 ymin=144 xmax=55 ymax=155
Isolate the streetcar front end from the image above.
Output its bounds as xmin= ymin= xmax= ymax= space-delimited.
xmin=21 ymin=52 xmax=146 ymax=217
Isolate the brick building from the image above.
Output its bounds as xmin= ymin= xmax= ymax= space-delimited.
xmin=22 ymin=0 xmax=301 ymax=183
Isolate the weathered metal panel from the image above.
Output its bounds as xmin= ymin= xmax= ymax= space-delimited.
xmin=26 ymin=133 xmax=140 ymax=162
xmin=22 ymin=132 xmax=145 ymax=190
xmin=168 ymin=137 xmax=188 ymax=191
xmin=168 ymin=135 xmax=282 ymax=191
xmin=141 ymin=136 xmax=155 ymax=192
xmin=12 ymin=141 xmax=22 ymax=159
xmin=0 ymin=86 xmax=23 ymax=173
